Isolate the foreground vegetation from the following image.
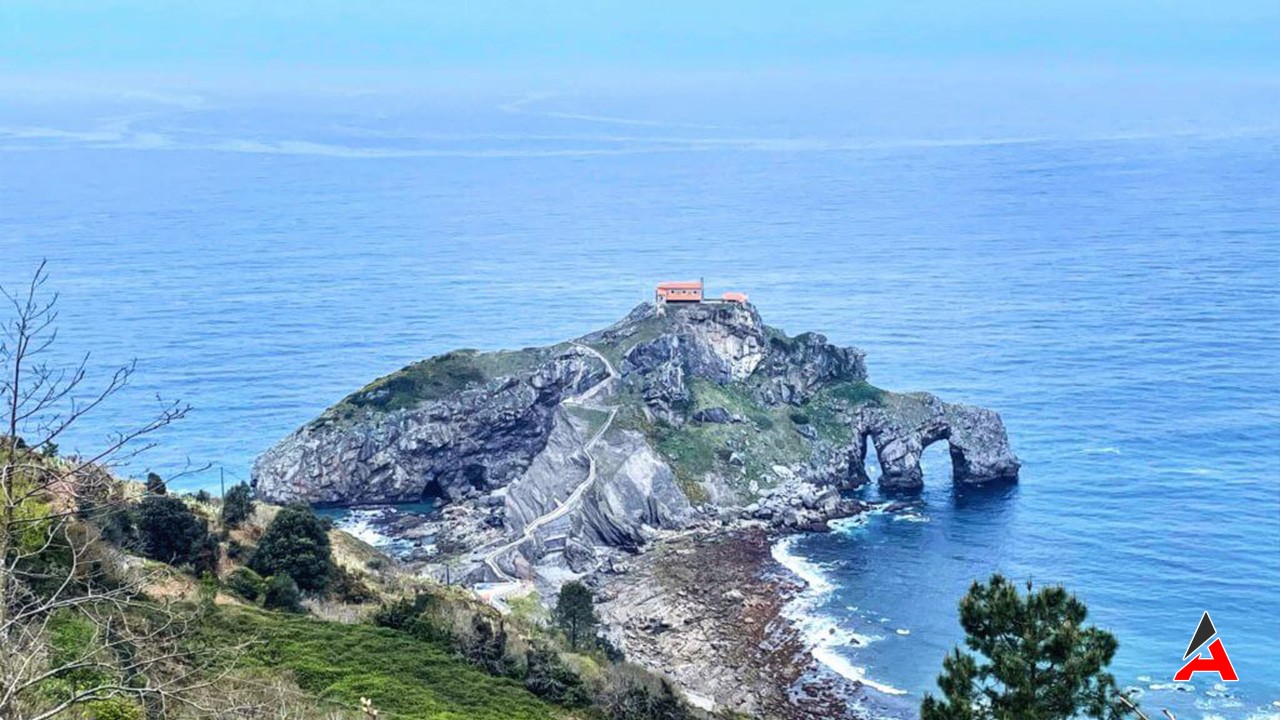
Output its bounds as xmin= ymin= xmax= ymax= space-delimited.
xmin=1 ymin=264 xmax=697 ymax=720
xmin=203 ymin=608 xmax=560 ymax=720
xmin=923 ymin=575 xmax=1142 ymax=720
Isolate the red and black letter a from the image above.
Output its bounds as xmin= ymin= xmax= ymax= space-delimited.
xmin=1174 ymin=612 xmax=1239 ymax=682
xmin=1175 ymin=639 xmax=1239 ymax=682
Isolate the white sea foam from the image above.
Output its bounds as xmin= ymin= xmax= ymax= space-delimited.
xmin=770 ymin=536 xmax=908 ymax=697
xmin=771 ymin=535 xmax=834 ymax=593
xmin=336 ymin=508 xmax=393 ymax=547
xmin=812 ymin=645 xmax=908 ymax=696
xmin=830 ymin=513 xmax=869 ymax=535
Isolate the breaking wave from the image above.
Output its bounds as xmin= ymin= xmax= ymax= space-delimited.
xmin=771 ymin=536 xmax=908 ymax=697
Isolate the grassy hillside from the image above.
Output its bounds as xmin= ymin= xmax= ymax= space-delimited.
xmin=3 ymin=447 xmax=696 ymax=720
xmin=203 ymin=609 xmax=564 ymax=720
xmin=322 ymin=345 xmax=567 ymax=422
xmin=640 ymin=376 xmax=887 ymax=503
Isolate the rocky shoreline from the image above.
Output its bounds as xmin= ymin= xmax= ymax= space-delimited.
xmin=593 ymin=526 xmax=862 ymax=718
xmin=339 ymin=499 xmax=918 ymax=719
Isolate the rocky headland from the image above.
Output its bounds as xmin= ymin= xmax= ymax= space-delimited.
xmin=253 ymin=300 xmax=1019 ymax=718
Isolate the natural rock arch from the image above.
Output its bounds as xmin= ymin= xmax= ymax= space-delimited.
xmin=850 ymin=395 xmax=1020 ymax=492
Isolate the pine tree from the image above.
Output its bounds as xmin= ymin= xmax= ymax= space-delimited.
xmin=922 ymin=574 xmax=1137 ymax=720
xmin=553 ymin=581 xmax=598 ymax=651
xmin=220 ymin=482 xmax=254 ymax=528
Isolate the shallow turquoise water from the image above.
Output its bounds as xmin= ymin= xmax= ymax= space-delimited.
xmin=2 ymin=92 xmax=1277 ymax=718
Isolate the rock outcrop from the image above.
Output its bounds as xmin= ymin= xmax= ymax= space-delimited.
xmin=254 ymin=300 xmax=1018 ymax=561
xmin=252 ymin=299 xmax=1020 ymax=719
xmin=576 ymin=428 xmax=694 ymax=547
xmin=849 ymin=393 xmax=1021 ymax=492
xmin=253 ymin=346 xmax=606 ymax=505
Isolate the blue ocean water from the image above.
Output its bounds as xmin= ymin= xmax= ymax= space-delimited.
xmin=2 ymin=89 xmax=1278 ymax=718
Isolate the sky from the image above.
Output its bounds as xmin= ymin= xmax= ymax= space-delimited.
xmin=1 ymin=1 xmax=1277 ymax=85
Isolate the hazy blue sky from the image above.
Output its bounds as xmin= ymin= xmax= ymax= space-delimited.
xmin=2 ymin=0 xmax=1277 ymax=79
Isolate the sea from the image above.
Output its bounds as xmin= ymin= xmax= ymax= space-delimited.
xmin=3 ymin=80 xmax=1277 ymax=719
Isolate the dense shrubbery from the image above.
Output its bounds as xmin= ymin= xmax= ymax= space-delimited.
xmin=466 ymin=614 xmax=515 ymax=677
xmin=80 ymin=697 xmax=144 ymax=720
xmin=599 ymin=665 xmax=694 ymax=720
xmin=134 ymin=495 xmax=217 ymax=573
xmin=372 ymin=593 xmax=454 ymax=643
xmin=249 ymin=504 xmax=333 ymax=592
xmin=225 ymin=567 xmax=266 ymax=602
xmin=523 ymin=643 xmax=591 ymax=708
xmin=328 ymin=563 xmax=377 ymax=603
xmin=206 ymin=608 xmax=561 ymax=720
xmin=220 ymin=482 xmax=254 ymax=528
xmin=263 ymin=573 xmax=304 ymax=613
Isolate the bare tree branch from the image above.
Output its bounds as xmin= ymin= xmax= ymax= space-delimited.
xmin=1 ymin=262 xmax=226 ymax=719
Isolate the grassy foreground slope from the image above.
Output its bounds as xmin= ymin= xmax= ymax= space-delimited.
xmin=203 ymin=609 xmax=562 ymax=720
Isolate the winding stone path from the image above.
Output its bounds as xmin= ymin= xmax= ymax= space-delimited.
xmin=478 ymin=343 xmax=618 ymax=606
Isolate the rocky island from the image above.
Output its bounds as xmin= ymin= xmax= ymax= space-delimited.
xmin=253 ymin=300 xmax=1019 ymax=717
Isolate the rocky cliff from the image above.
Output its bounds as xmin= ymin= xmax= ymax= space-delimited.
xmin=254 ymin=301 xmax=1018 ymax=567
xmin=253 ymin=300 xmax=1019 ymax=718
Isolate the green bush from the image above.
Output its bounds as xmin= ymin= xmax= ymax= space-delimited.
xmin=250 ymin=504 xmax=333 ymax=593
xmin=372 ymin=594 xmax=452 ymax=644
xmin=789 ymin=411 xmax=810 ymax=425
xmin=225 ymin=567 xmax=266 ymax=602
xmin=80 ymin=697 xmax=144 ymax=720
xmin=47 ymin=611 xmax=110 ymax=690
xmin=263 ymin=574 xmax=304 ymax=613
xmin=466 ymin=613 xmax=514 ymax=677
xmin=225 ymin=538 xmax=250 ymax=561
xmin=524 ymin=643 xmax=590 ymax=708
xmin=134 ymin=495 xmax=216 ymax=573
xmin=329 ymin=564 xmax=377 ymax=604
xmin=596 ymin=666 xmax=691 ymax=717
xmin=220 ymin=482 xmax=254 ymax=528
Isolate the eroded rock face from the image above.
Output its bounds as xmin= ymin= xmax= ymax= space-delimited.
xmin=623 ymin=334 xmax=688 ymax=424
xmin=620 ymin=302 xmax=769 ymax=423
xmin=252 ymin=348 xmax=607 ymax=505
xmin=670 ymin=303 xmax=768 ymax=382
xmin=502 ymin=410 xmax=591 ymax=533
xmin=577 ymin=428 xmax=694 ymax=548
xmin=754 ymin=332 xmax=867 ymax=405
xmin=851 ymin=393 xmax=1021 ymax=492
xmin=254 ymin=300 xmax=1018 ymax=539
